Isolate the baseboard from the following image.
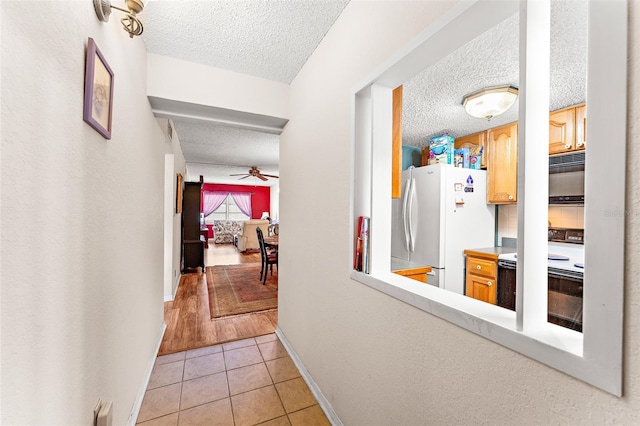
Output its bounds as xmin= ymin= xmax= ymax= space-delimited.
xmin=128 ymin=321 xmax=167 ymax=426
xmin=275 ymin=327 xmax=343 ymax=426
xmin=164 ymin=273 xmax=182 ymax=302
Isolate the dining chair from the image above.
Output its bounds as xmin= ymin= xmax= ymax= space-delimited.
xmin=257 ymin=227 xmax=278 ymax=285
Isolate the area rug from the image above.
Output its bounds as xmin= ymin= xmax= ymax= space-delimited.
xmin=207 ymin=263 xmax=278 ymax=319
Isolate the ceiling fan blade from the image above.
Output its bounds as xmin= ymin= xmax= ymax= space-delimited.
xmin=261 ymin=174 xmax=279 ymax=178
xmin=257 ymin=174 xmax=268 ymax=181
xmin=229 ymin=173 xmax=248 ymax=176
xmin=238 ymin=175 xmax=250 ymax=180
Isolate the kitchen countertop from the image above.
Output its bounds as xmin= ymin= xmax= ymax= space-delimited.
xmin=391 ymin=257 xmax=432 ymax=272
xmin=463 ymin=246 xmax=516 ymax=260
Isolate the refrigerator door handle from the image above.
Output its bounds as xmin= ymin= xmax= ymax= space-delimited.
xmin=408 ymin=178 xmax=417 ymax=252
xmin=402 ymin=178 xmax=411 ymax=252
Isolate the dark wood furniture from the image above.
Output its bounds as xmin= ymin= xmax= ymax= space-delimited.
xmin=257 ymin=227 xmax=277 ymax=285
xmin=181 ymin=178 xmax=205 ymax=272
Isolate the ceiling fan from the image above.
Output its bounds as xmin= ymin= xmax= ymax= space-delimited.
xmin=230 ymin=166 xmax=279 ymax=181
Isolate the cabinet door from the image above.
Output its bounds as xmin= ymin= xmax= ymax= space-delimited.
xmin=455 ymin=131 xmax=487 ymax=168
xmin=549 ymin=107 xmax=576 ymax=154
xmin=487 ymin=123 xmax=518 ymax=204
xmin=391 ymin=85 xmax=403 ymax=198
xmin=465 ymin=271 xmax=497 ymax=304
xmin=575 ymin=104 xmax=586 ymax=151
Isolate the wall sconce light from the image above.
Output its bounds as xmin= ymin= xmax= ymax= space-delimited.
xmin=93 ymin=0 xmax=145 ymax=38
xmin=462 ymin=85 xmax=519 ymax=120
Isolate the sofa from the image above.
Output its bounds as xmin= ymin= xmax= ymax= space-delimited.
xmin=213 ymin=220 xmax=243 ymax=244
xmin=234 ymin=220 xmax=270 ymax=252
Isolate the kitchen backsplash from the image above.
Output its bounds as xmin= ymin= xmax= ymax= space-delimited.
xmin=497 ymin=204 xmax=585 ymax=243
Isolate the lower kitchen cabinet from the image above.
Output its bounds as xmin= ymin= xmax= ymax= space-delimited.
xmin=464 ymin=250 xmax=498 ymax=304
xmin=393 ymin=266 xmax=431 ymax=283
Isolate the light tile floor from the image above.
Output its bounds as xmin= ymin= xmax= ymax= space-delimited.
xmin=136 ymin=333 xmax=330 ymax=426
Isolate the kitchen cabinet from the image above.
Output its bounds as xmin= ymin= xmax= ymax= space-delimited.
xmin=454 ymin=131 xmax=487 ymax=169
xmin=393 ymin=266 xmax=431 ymax=283
xmin=464 ymin=250 xmax=498 ymax=304
xmin=549 ymin=106 xmax=576 ymax=155
xmin=549 ymin=104 xmax=586 ymax=154
xmin=391 ymin=85 xmax=403 ymax=199
xmin=575 ymin=104 xmax=586 ymax=151
xmin=486 ymin=122 xmax=518 ymax=204
xmin=391 ymin=257 xmax=432 ymax=284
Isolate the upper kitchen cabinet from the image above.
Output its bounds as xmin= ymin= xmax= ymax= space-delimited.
xmin=575 ymin=104 xmax=586 ymax=151
xmin=487 ymin=122 xmax=518 ymax=204
xmin=391 ymin=86 xmax=403 ymax=199
xmin=549 ymin=103 xmax=586 ymax=154
xmin=455 ymin=131 xmax=487 ymax=169
xmin=549 ymin=106 xmax=575 ymax=154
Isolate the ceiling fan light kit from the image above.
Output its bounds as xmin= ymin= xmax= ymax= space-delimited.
xmin=94 ymin=0 xmax=145 ymax=38
xmin=462 ymin=85 xmax=519 ymax=120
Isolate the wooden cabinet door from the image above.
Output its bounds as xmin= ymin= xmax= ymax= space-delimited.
xmin=549 ymin=107 xmax=576 ymax=154
xmin=455 ymin=131 xmax=487 ymax=168
xmin=487 ymin=123 xmax=518 ymax=204
xmin=575 ymin=104 xmax=586 ymax=151
xmin=465 ymin=271 xmax=497 ymax=304
xmin=391 ymin=86 xmax=403 ymax=198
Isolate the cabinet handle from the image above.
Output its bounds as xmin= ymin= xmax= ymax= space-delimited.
xmin=577 ymin=141 xmax=584 ymax=147
xmin=476 ymin=265 xmax=481 ymax=270
xmin=508 ymin=195 xmax=514 ymax=200
xmin=486 ymin=281 xmax=492 ymax=286
xmin=565 ymin=143 xmax=571 ymax=149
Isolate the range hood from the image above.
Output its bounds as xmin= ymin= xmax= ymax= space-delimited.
xmin=549 ymin=151 xmax=585 ymax=174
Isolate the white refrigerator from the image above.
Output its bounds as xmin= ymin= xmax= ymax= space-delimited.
xmin=391 ymin=164 xmax=495 ymax=295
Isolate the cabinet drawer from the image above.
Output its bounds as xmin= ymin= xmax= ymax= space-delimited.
xmin=467 ymin=257 xmax=496 ymax=279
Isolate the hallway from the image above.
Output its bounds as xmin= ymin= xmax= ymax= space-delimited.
xmin=137 ymin=334 xmax=330 ymax=426
xmin=136 ymin=243 xmax=330 ymax=425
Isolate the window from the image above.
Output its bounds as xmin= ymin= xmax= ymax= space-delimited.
xmin=205 ymin=194 xmax=250 ymax=222
xmin=352 ymin=0 xmax=626 ymax=396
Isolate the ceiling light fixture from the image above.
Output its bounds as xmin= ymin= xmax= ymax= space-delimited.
xmin=93 ymin=0 xmax=145 ymax=38
xmin=462 ymin=85 xmax=519 ymax=120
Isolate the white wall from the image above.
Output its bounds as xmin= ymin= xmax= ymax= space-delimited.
xmin=1 ymin=2 xmax=165 ymax=425
xmin=270 ymin=182 xmax=280 ymax=222
xmin=147 ymin=53 xmax=290 ymax=120
xmin=279 ymin=1 xmax=640 ymax=424
xmin=157 ymin=118 xmax=186 ymax=300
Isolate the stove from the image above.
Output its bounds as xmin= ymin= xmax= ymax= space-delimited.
xmin=498 ymin=228 xmax=584 ymax=274
xmin=496 ymin=228 xmax=584 ymax=332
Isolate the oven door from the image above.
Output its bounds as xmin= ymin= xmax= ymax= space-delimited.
xmin=548 ymin=268 xmax=583 ymax=332
xmin=497 ymin=260 xmax=516 ymax=311
xmin=497 ymin=261 xmax=583 ymax=332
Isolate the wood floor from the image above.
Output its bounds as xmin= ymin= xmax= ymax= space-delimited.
xmin=158 ymin=242 xmax=278 ymax=356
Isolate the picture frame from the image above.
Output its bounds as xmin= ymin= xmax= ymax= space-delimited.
xmin=83 ymin=37 xmax=114 ymax=139
xmin=176 ymin=173 xmax=184 ymax=213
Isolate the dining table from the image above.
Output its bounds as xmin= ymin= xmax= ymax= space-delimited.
xmin=263 ymin=235 xmax=279 ymax=248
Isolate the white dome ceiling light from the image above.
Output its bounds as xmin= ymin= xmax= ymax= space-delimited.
xmin=462 ymin=85 xmax=519 ymax=121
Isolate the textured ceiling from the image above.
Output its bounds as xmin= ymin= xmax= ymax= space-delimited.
xmin=143 ymin=0 xmax=349 ymax=84
xmin=402 ymin=0 xmax=587 ymax=147
xmin=142 ymin=0 xmax=586 ymax=184
xmin=142 ymin=0 xmax=349 ymax=186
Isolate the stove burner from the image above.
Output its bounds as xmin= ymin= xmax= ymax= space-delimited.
xmin=574 ymin=263 xmax=584 ymax=269
xmin=548 ymin=254 xmax=570 ymax=261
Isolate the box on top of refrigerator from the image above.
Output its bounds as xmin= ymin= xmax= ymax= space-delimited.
xmin=428 ymin=134 xmax=454 ymax=165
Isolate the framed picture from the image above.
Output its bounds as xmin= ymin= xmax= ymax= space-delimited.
xmin=176 ymin=173 xmax=184 ymax=213
xmin=83 ymin=38 xmax=114 ymax=139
